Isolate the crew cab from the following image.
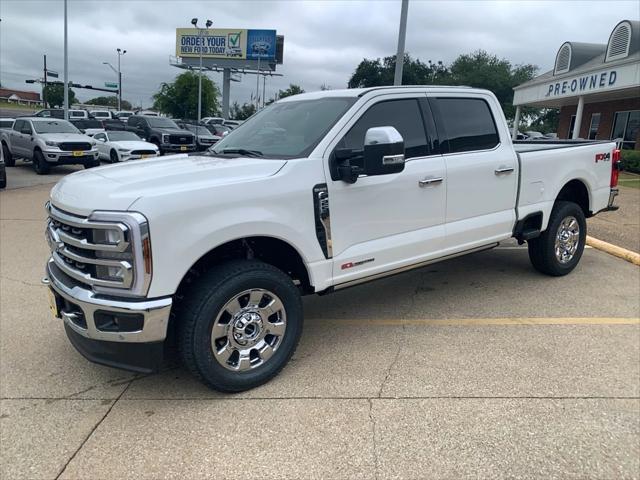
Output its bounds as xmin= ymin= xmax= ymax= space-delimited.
xmin=43 ymin=87 xmax=620 ymax=392
xmin=1 ymin=118 xmax=99 ymax=174
xmin=125 ymin=115 xmax=195 ymax=155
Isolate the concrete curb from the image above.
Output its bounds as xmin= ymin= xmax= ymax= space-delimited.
xmin=586 ymin=235 xmax=640 ymax=266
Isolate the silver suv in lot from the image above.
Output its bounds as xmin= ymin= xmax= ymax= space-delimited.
xmin=0 ymin=118 xmax=99 ymax=174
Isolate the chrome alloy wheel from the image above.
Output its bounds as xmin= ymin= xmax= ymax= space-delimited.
xmin=211 ymin=288 xmax=287 ymax=371
xmin=554 ymin=216 xmax=580 ymax=264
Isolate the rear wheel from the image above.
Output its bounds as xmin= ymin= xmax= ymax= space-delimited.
xmin=2 ymin=143 xmax=14 ymax=167
xmin=84 ymin=158 xmax=100 ymax=169
xmin=528 ymin=201 xmax=586 ymax=276
xmin=110 ymin=149 xmax=119 ymax=163
xmin=33 ymin=149 xmax=50 ymax=175
xmin=177 ymin=260 xmax=303 ymax=392
xmin=153 ymin=141 xmax=164 ymax=156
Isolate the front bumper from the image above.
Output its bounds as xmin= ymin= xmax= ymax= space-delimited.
xmin=44 ymin=259 xmax=172 ymax=372
xmin=43 ymin=149 xmax=99 ymax=164
xmin=160 ymin=143 xmax=196 ymax=153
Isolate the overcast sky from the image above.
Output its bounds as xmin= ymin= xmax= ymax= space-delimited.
xmin=1 ymin=0 xmax=638 ymax=108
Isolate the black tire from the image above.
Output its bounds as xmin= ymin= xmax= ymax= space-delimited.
xmin=84 ymin=158 xmax=100 ymax=169
xmin=528 ymin=201 xmax=586 ymax=276
xmin=0 ymin=165 xmax=6 ymax=189
xmin=110 ymin=149 xmax=119 ymax=163
xmin=177 ymin=260 xmax=303 ymax=392
xmin=2 ymin=143 xmax=15 ymax=167
xmin=33 ymin=149 xmax=50 ymax=175
xmin=153 ymin=140 xmax=164 ymax=156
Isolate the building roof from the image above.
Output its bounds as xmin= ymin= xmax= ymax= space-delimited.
xmin=0 ymin=88 xmax=41 ymax=102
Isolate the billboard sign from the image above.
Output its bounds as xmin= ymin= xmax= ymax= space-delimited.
xmin=176 ymin=28 xmax=276 ymax=61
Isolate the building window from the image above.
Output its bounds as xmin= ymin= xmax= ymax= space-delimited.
xmin=554 ymin=43 xmax=572 ymax=75
xmin=611 ymin=111 xmax=640 ymax=149
xmin=568 ymin=115 xmax=576 ymax=139
xmin=588 ymin=113 xmax=601 ymax=140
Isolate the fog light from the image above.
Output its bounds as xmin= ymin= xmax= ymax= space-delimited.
xmin=94 ymin=311 xmax=144 ymax=332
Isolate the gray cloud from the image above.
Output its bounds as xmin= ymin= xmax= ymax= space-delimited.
xmin=1 ymin=0 xmax=638 ymax=108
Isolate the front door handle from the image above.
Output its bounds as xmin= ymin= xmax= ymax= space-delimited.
xmin=419 ymin=177 xmax=444 ymax=187
xmin=495 ymin=166 xmax=515 ymax=175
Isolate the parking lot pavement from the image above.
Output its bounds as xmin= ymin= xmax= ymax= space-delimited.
xmin=1 ymin=159 xmax=84 ymax=190
xmin=588 ymin=185 xmax=640 ymax=253
xmin=1 ymin=177 xmax=639 ymax=479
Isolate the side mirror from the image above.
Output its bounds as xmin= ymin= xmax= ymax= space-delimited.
xmin=363 ymin=126 xmax=405 ymax=176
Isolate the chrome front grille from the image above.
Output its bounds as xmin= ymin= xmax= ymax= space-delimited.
xmin=46 ymin=205 xmax=135 ymax=291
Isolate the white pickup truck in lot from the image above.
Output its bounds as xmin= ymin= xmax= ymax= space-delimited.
xmin=1 ymin=117 xmax=100 ymax=173
xmin=43 ymin=86 xmax=620 ymax=392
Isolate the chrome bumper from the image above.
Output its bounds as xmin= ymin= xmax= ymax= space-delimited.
xmin=605 ymin=188 xmax=619 ymax=212
xmin=44 ymin=259 xmax=172 ymax=343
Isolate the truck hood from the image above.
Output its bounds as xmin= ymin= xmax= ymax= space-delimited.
xmin=40 ymin=133 xmax=94 ymax=142
xmin=50 ymin=154 xmax=287 ymax=216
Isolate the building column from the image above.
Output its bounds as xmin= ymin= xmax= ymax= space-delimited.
xmin=512 ymin=106 xmax=521 ymax=140
xmin=572 ymin=96 xmax=584 ymax=139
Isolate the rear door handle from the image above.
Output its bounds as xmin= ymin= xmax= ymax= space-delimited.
xmin=419 ymin=177 xmax=444 ymax=187
xmin=494 ymin=166 xmax=515 ymax=175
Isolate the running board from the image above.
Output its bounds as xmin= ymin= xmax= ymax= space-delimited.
xmin=331 ymin=243 xmax=499 ymax=292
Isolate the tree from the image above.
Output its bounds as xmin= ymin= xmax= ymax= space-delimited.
xmin=276 ymin=84 xmax=305 ymax=99
xmin=230 ymin=101 xmax=256 ymax=120
xmin=85 ymin=96 xmax=132 ymax=110
xmin=152 ymin=71 xmax=221 ymax=119
xmin=527 ymin=108 xmax=560 ymax=134
xmin=347 ymin=50 xmax=537 ymax=121
xmin=448 ymin=50 xmax=537 ymax=120
xmin=43 ymin=84 xmax=77 ymax=108
xmin=348 ymin=54 xmax=451 ymax=88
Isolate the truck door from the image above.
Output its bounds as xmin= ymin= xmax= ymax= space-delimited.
xmin=11 ymin=120 xmax=28 ymax=157
xmin=325 ymin=94 xmax=446 ymax=286
xmin=429 ymin=95 xmax=518 ymax=250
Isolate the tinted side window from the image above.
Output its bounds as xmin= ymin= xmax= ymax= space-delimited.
xmin=127 ymin=117 xmax=138 ymax=127
xmin=434 ymin=98 xmax=499 ymax=153
xmin=340 ymin=99 xmax=429 ymax=158
xmin=13 ymin=120 xmax=24 ymax=132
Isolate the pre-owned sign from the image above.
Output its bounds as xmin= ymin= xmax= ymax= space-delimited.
xmin=176 ymin=28 xmax=276 ymax=61
xmin=545 ymin=70 xmax=617 ymax=97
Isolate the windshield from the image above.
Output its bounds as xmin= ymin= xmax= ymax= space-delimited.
xmin=212 ymin=97 xmax=356 ymax=158
xmin=146 ymin=117 xmax=179 ymax=129
xmin=108 ymin=131 xmax=141 ymax=141
xmin=33 ymin=120 xmax=80 ymax=134
xmin=92 ymin=112 xmax=110 ymax=118
xmin=187 ymin=125 xmax=210 ymax=135
xmin=82 ymin=120 xmax=103 ymax=128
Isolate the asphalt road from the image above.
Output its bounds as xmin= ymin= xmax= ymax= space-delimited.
xmin=1 ymin=168 xmax=639 ymax=479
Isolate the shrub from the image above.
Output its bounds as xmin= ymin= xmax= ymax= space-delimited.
xmin=621 ymin=149 xmax=640 ymax=174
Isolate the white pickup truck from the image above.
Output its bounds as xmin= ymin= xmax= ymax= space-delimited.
xmin=43 ymin=86 xmax=620 ymax=392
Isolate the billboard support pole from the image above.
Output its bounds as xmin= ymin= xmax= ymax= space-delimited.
xmin=222 ymin=68 xmax=231 ymax=120
xmin=63 ymin=0 xmax=69 ymax=119
xmin=43 ymin=55 xmax=48 ymax=108
xmin=255 ymin=54 xmax=261 ymax=110
xmin=197 ymin=28 xmax=203 ymax=123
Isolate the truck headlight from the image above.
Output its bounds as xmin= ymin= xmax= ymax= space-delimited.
xmin=162 ymin=134 xmax=170 ymax=143
xmin=45 ymin=140 xmax=58 ymax=147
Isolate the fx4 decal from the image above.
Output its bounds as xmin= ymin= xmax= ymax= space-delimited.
xmin=595 ymin=152 xmax=611 ymax=163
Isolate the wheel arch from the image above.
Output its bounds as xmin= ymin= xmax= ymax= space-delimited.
xmin=555 ymin=178 xmax=591 ymax=218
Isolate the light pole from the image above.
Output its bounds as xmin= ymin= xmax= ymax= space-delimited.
xmin=393 ymin=0 xmax=409 ymax=86
xmin=117 ymin=48 xmax=126 ymax=111
xmin=191 ymin=18 xmax=212 ymax=123
xmin=255 ymin=45 xmax=266 ymax=110
xmin=63 ymin=0 xmax=68 ymax=119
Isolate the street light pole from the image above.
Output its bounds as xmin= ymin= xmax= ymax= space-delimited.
xmin=63 ymin=0 xmax=68 ymax=119
xmin=393 ymin=0 xmax=409 ymax=86
xmin=192 ymin=18 xmax=212 ymax=123
xmin=116 ymin=48 xmax=126 ymax=111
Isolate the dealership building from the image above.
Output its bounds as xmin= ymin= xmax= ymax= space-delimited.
xmin=512 ymin=19 xmax=640 ymax=149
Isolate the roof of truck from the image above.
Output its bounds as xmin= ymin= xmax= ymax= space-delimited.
xmin=277 ymin=85 xmax=479 ymax=102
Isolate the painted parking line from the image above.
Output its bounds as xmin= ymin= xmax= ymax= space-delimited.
xmin=325 ymin=317 xmax=640 ymax=327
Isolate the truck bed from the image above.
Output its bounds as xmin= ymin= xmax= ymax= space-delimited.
xmin=513 ymin=139 xmax=613 ymax=153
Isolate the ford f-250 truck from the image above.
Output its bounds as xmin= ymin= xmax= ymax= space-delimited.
xmin=43 ymin=86 xmax=620 ymax=392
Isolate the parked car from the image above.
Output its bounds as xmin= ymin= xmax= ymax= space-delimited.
xmin=0 ymin=142 xmax=6 ymax=189
xmin=34 ymin=109 xmax=89 ymax=119
xmin=0 ymin=118 xmax=15 ymax=130
xmin=1 ymin=117 xmax=99 ymax=174
xmin=43 ymin=86 xmax=620 ymax=391
xmin=223 ymin=119 xmax=243 ymax=129
xmin=183 ymin=124 xmax=218 ymax=150
xmin=89 ymin=110 xmax=113 ymax=120
xmin=71 ymin=118 xmax=105 ymax=136
xmin=93 ymin=130 xmax=159 ymax=162
xmin=136 ymin=110 xmax=159 ymax=116
xmin=204 ymin=123 xmax=231 ymax=140
xmin=115 ymin=111 xmax=135 ymax=120
xmin=125 ymin=115 xmax=195 ymax=155
xmin=202 ymin=117 xmax=224 ymax=125
xmin=101 ymin=118 xmax=127 ymax=131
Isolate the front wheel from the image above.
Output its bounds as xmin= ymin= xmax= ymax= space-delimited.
xmin=33 ymin=150 xmax=50 ymax=175
xmin=2 ymin=143 xmax=14 ymax=167
xmin=528 ymin=201 xmax=586 ymax=276
xmin=177 ymin=260 xmax=303 ymax=392
xmin=110 ymin=149 xmax=119 ymax=163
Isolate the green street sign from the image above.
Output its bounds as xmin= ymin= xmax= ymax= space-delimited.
xmin=104 ymin=82 xmax=118 ymax=88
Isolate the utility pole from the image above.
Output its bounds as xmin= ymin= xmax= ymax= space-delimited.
xmin=256 ymin=52 xmax=261 ymax=110
xmin=393 ymin=0 xmax=409 ymax=86
xmin=43 ymin=55 xmax=48 ymax=108
xmin=262 ymin=74 xmax=266 ymax=108
xmin=191 ymin=18 xmax=212 ymax=122
xmin=63 ymin=0 xmax=69 ymax=119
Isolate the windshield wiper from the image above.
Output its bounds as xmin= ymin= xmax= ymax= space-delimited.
xmin=218 ymin=148 xmax=264 ymax=157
